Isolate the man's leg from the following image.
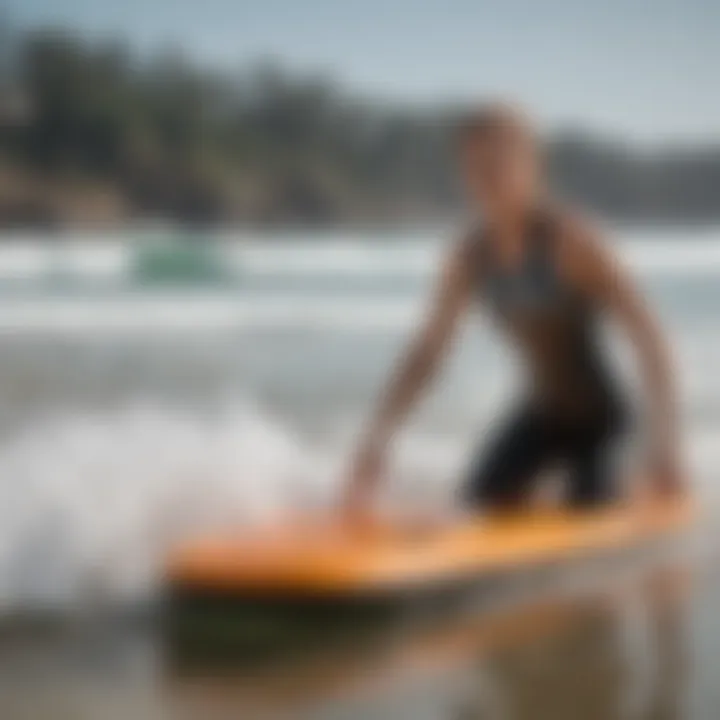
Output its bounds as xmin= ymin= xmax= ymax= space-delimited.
xmin=462 ymin=406 xmax=556 ymax=510
xmin=565 ymin=431 xmax=622 ymax=508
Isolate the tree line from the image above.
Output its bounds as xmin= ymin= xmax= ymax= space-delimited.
xmin=0 ymin=24 xmax=719 ymax=228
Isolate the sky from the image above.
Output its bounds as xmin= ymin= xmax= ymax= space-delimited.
xmin=8 ymin=0 xmax=720 ymax=144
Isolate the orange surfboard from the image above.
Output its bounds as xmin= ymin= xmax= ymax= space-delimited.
xmin=165 ymin=498 xmax=692 ymax=598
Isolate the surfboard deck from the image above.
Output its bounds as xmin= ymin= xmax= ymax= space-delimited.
xmin=165 ymin=498 xmax=693 ymax=599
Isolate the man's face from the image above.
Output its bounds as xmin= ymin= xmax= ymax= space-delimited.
xmin=459 ymin=127 xmax=539 ymax=213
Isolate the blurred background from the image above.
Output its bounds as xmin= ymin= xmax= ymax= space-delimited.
xmin=0 ymin=1 xmax=719 ymax=718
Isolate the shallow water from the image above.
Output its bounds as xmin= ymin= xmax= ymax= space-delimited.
xmin=0 ymin=546 xmax=716 ymax=720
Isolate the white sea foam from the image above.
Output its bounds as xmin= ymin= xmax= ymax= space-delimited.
xmin=0 ymin=296 xmax=423 ymax=334
xmin=0 ymin=401 xmax=341 ymax=611
xmin=0 ymin=230 xmax=718 ymax=283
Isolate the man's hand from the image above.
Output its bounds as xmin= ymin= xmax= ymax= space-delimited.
xmin=338 ymin=236 xmax=475 ymax=527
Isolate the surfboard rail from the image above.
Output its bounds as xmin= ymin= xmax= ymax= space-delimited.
xmin=165 ymin=498 xmax=693 ymax=598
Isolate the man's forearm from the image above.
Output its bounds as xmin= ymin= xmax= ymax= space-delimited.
xmin=364 ymin=338 xmax=442 ymax=448
xmin=647 ymin=365 xmax=679 ymax=455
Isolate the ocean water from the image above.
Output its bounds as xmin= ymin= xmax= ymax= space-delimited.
xmin=0 ymin=227 xmax=719 ymax=720
xmin=0 ymin=227 xmax=716 ymax=616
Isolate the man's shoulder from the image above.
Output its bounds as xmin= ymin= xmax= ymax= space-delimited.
xmin=544 ymin=202 xmax=616 ymax=286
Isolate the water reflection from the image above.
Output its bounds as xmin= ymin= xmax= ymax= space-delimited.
xmin=163 ymin=559 xmax=692 ymax=720
xmin=455 ymin=568 xmax=688 ymax=720
xmin=0 ymin=556 xmax=695 ymax=719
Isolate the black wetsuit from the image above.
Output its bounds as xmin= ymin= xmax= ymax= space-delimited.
xmin=463 ymin=211 xmax=629 ymax=509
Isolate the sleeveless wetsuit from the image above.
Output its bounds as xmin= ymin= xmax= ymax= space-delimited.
xmin=463 ymin=210 xmax=629 ymax=509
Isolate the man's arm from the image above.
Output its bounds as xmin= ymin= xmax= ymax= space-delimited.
xmin=562 ymin=217 xmax=683 ymax=494
xmin=345 ymin=237 xmax=477 ymax=513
